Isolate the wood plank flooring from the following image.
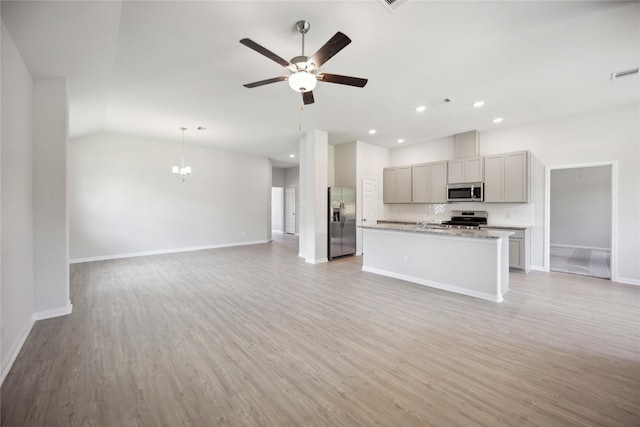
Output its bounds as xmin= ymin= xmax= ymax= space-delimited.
xmin=550 ymin=245 xmax=611 ymax=279
xmin=2 ymin=234 xmax=639 ymax=426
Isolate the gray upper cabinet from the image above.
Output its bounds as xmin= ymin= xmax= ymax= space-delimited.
xmin=412 ymin=161 xmax=448 ymax=203
xmin=484 ymin=151 xmax=530 ymax=203
xmin=383 ymin=166 xmax=412 ymax=204
xmin=447 ymin=157 xmax=484 ymax=183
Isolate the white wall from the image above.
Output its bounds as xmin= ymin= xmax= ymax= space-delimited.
xmin=335 ymin=142 xmax=357 ymax=188
xmin=328 ymin=144 xmax=335 ymax=188
xmin=386 ymin=103 xmax=639 ymax=283
xmin=32 ymin=79 xmax=71 ymax=316
xmin=298 ymin=130 xmax=328 ymax=263
xmin=551 ymin=166 xmax=611 ymax=249
xmin=1 ymin=20 xmax=35 ymax=382
xmin=69 ymin=133 xmax=271 ymax=261
xmin=355 ymin=141 xmax=389 ymax=254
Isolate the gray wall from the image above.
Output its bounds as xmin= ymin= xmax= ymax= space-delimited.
xmin=272 ymin=167 xmax=285 ymax=188
xmin=69 ymin=133 xmax=272 ymax=260
xmin=551 ymin=166 xmax=612 ymax=249
xmin=1 ymin=21 xmax=35 ymax=381
xmin=33 ymin=79 xmax=70 ymax=314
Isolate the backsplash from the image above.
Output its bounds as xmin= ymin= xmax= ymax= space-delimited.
xmin=384 ymin=202 xmax=534 ymax=226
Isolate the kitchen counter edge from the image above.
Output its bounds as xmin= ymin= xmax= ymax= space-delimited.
xmin=360 ymin=224 xmax=513 ymax=240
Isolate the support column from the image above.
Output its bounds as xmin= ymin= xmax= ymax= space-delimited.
xmin=298 ymin=129 xmax=328 ymax=264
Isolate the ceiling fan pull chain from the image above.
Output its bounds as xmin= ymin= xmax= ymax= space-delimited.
xmin=299 ymin=104 xmax=304 ymax=131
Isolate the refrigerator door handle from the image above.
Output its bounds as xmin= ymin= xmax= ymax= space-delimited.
xmin=340 ymin=201 xmax=345 ymax=226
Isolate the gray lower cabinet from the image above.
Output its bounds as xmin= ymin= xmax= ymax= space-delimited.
xmin=483 ymin=227 xmax=531 ymax=273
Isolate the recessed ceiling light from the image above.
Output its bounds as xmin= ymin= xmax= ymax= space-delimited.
xmin=397 ymin=138 xmax=404 ymax=143
xmin=415 ymin=105 xmax=427 ymax=112
xmin=289 ymin=154 xmax=295 ymax=158
xmin=472 ymin=101 xmax=485 ymax=107
xmin=369 ymin=129 xmax=377 ymax=135
xmin=492 ymin=117 xmax=504 ymax=123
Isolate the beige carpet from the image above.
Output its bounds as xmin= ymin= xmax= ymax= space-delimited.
xmin=550 ymin=245 xmax=611 ymax=279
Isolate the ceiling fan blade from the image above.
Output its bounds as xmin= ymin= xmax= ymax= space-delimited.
xmin=317 ymin=73 xmax=368 ymax=88
xmin=302 ymin=91 xmax=315 ymax=105
xmin=243 ymin=76 xmax=287 ymax=88
xmin=309 ymin=32 xmax=351 ymax=68
xmin=240 ymin=38 xmax=290 ymax=67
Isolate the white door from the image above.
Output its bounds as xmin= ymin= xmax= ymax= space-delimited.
xmin=271 ymin=187 xmax=284 ymax=232
xmin=362 ymin=178 xmax=377 ymax=227
xmin=285 ymin=187 xmax=296 ymax=235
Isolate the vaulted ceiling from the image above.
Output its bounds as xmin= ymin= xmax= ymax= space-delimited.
xmin=2 ymin=1 xmax=638 ymax=167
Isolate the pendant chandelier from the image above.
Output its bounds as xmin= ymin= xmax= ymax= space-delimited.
xmin=172 ymin=127 xmax=191 ymax=181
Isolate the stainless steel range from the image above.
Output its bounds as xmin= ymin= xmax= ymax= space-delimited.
xmin=442 ymin=211 xmax=488 ymax=230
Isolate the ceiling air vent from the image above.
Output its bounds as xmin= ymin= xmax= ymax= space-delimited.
xmin=611 ymin=67 xmax=639 ymax=81
xmin=378 ymin=0 xmax=409 ymax=13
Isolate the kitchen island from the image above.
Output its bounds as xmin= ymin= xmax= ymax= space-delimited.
xmin=361 ymin=223 xmax=513 ymax=302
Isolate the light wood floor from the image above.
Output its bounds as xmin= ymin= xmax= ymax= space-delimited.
xmin=2 ymin=234 xmax=639 ymax=426
xmin=550 ymin=245 xmax=611 ymax=279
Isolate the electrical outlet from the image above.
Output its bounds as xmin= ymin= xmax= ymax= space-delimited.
xmin=403 ymin=255 xmax=408 ymax=263
xmin=242 ymin=231 xmax=246 ymax=237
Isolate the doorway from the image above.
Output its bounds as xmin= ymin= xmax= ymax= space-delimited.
xmin=546 ymin=163 xmax=615 ymax=280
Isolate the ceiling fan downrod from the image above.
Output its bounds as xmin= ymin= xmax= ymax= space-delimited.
xmin=296 ymin=20 xmax=310 ymax=57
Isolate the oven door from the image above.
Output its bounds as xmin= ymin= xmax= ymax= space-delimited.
xmin=447 ymin=185 xmax=472 ymax=201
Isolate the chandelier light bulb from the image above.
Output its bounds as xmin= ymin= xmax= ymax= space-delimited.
xmin=172 ymin=127 xmax=192 ymax=182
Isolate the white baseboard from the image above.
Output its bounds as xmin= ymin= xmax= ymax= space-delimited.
xmin=362 ymin=266 xmax=503 ymax=303
xmin=69 ymin=240 xmax=269 ymax=264
xmin=616 ymin=277 xmax=640 ymax=286
xmin=531 ymin=265 xmax=547 ymax=272
xmin=1 ymin=301 xmax=73 ymax=386
xmin=550 ymin=243 xmax=611 ymax=252
xmin=1 ymin=317 xmax=35 ymax=385
xmin=306 ymin=257 xmax=328 ymax=264
xmin=33 ymin=301 xmax=73 ymax=321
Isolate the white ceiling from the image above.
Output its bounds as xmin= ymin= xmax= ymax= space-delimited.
xmin=2 ymin=1 xmax=639 ymax=167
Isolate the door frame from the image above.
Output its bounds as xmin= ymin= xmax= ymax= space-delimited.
xmin=544 ymin=161 xmax=617 ymax=281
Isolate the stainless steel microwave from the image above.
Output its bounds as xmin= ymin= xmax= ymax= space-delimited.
xmin=447 ymin=183 xmax=484 ymax=202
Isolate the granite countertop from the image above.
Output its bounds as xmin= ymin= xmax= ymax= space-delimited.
xmin=480 ymin=224 xmax=532 ymax=230
xmin=360 ymin=223 xmax=514 ymax=240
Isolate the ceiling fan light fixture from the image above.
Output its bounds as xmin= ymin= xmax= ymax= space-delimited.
xmin=288 ymin=71 xmax=317 ymax=92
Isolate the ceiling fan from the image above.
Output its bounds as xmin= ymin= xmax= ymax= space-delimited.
xmin=240 ymin=20 xmax=368 ymax=105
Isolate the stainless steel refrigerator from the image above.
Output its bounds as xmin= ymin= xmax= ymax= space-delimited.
xmin=328 ymin=187 xmax=356 ymax=260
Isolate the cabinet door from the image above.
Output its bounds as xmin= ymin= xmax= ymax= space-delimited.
xmin=509 ymin=238 xmax=524 ymax=269
xmin=448 ymin=160 xmax=464 ymax=183
xmin=464 ymin=157 xmax=484 ymax=182
xmin=412 ymin=164 xmax=428 ymax=203
xmin=504 ymin=151 xmax=528 ymax=202
xmin=428 ymin=161 xmax=448 ymax=203
xmin=484 ymin=155 xmax=504 ymax=202
xmin=396 ymin=166 xmax=412 ymax=203
xmin=383 ymin=168 xmax=396 ymax=203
